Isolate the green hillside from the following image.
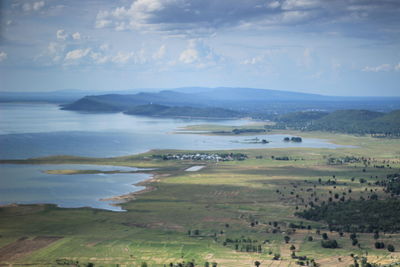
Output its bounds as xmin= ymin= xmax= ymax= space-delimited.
xmin=272 ymin=109 xmax=400 ymax=136
xmin=125 ymin=104 xmax=242 ymax=118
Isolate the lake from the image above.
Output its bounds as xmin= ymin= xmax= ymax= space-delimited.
xmin=0 ymin=164 xmax=150 ymax=211
xmin=0 ymin=103 xmax=345 ymax=159
xmin=0 ymin=103 xmax=348 ymax=210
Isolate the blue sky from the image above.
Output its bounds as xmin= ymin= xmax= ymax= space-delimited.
xmin=0 ymin=0 xmax=399 ymax=96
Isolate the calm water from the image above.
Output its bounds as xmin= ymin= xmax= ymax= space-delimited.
xmin=0 ymin=164 xmax=150 ymax=211
xmin=0 ymin=103 xmax=348 ymax=210
xmin=0 ymin=103 xmax=344 ymax=159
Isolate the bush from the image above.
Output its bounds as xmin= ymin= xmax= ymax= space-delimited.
xmin=273 ymin=253 xmax=281 ymax=260
xmin=374 ymin=242 xmax=385 ymax=249
xmin=388 ymin=244 xmax=395 ymax=252
xmin=321 ymin=239 xmax=338 ymax=248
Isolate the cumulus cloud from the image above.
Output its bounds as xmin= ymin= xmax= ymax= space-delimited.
xmin=179 ymin=39 xmax=221 ymax=67
xmin=56 ymin=29 xmax=68 ymax=40
xmin=65 ymin=48 xmax=91 ymax=61
xmin=112 ymin=51 xmax=135 ymax=64
xmin=0 ymin=52 xmax=8 ymax=62
xmin=22 ymin=1 xmax=45 ymax=12
xmin=362 ymin=64 xmax=392 ymax=72
xmin=94 ymin=0 xmax=400 ymax=36
xmin=179 ymin=48 xmax=198 ymax=64
xmin=46 ymin=42 xmax=65 ymax=63
xmin=153 ymin=45 xmax=166 ymax=60
xmin=241 ymin=55 xmax=264 ymax=65
xmin=95 ymin=19 xmax=112 ymax=29
xmin=90 ymin=52 xmax=109 ymax=64
xmin=72 ymin=32 xmax=81 ymax=40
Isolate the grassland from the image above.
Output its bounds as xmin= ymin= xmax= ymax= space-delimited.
xmin=0 ymin=130 xmax=400 ymax=266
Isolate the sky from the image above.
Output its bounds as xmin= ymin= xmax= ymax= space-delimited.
xmin=0 ymin=0 xmax=399 ymax=96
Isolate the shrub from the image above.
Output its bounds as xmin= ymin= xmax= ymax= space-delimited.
xmin=321 ymin=240 xmax=338 ymax=248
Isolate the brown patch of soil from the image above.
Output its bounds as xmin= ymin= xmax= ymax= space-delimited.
xmin=0 ymin=236 xmax=62 ymax=262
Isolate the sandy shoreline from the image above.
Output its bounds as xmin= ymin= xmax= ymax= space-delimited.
xmin=99 ymin=173 xmax=170 ymax=204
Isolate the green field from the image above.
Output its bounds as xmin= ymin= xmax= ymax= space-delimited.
xmin=1 ymin=130 xmax=400 ymax=266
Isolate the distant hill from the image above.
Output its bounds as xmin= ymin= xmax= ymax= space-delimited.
xmin=0 ymin=88 xmax=161 ymax=103
xmin=124 ymin=104 xmax=241 ymax=118
xmin=276 ymin=111 xmax=329 ymax=124
xmin=60 ymin=96 xmax=123 ymax=112
xmin=61 ymin=87 xmax=400 ymax=115
xmin=273 ymin=109 xmax=400 ymax=136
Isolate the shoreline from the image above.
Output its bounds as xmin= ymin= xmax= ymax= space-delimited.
xmin=0 ymin=172 xmax=166 ymax=211
xmin=100 ymin=173 xmax=170 ymax=204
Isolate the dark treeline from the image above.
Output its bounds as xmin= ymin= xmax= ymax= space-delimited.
xmin=296 ymin=199 xmax=400 ymax=233
xmin=270 ymin=109 xmax=400 ymax=136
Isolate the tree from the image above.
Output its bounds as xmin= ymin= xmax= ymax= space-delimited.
xmin=375 ymin=242 xmax=385 ymax=249
xmin=322 ymin=233 xmax=328 ymax=240
xmin=141 ymin=263 xmax=148 ymax=267
xmin=307 ymin=236 xmax=313 ymax=241
xmin=388 ymin=244 xmax=395 ymax=252
xmin=321 ymin=240 xmax=338 ymax=248
xmin=284 ymin=236 xmax=290 ymax=243
xmin=254 ymin=261 xmax=261 ymax=267
xmin=290 ymin=244 xmax=296 ymax=251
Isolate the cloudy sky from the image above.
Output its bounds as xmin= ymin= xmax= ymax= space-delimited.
xmin=0 ymin=0 xmax=399 ymax=96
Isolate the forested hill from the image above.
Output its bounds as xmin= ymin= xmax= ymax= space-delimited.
xmin=60 ymin=87 xmax=400 ymax=115
xmin=124 ymin=104 xmax=242 ymax=118
xmin=274 ymin=109 xmax=400 ymax=136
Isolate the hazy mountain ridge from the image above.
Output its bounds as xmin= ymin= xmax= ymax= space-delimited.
xmin=61 ymin=87 xmax=400 ymax=115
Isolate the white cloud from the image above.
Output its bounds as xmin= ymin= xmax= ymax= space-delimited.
xmin=90 ymin=52 xmax=109 ymax=64
xmin=241 ymin=55 xmax=264 ymax=65
xmin=281 ymin=0 xmax=320 ymax=10
xmin=100 ymin=43 xmax=110 ymax=51
xmin=362 ymin=64 xmax=392 ymax=72
xmin=65 ymin=48 xmax=91 ymax=60
xmin=94 ymin=0 xmax=170 ymax=32
xmin=22 ymin=1 xmax=45 ymax=12
xmin=72 ymin=32 xmax=81 ymax=40
xmin=395 ymin=63 xmax=400 ymax=71
xmin=56 ymin=29 xmax=68 ymax=40
xmin=112 ymin=51 xmax=135 ymax=64
xmin=268 ymin=1 xmax=281 ymax=9
xmin=0 ymin=52 xmax=7 ymax=62
xmin=33 ymin=1 xmax=45 ymax=11
xmin=179 ymin=48 xmax=198 ymax=64
xmin=95 ymin=19 xmax=112 ymax=29
xmin=47 ymin=42 xmax=65 ymax=54
xmin=153 ymin=45 xmax=166 ymax=60
xmin=115 ymin=22 xmax=128 ymax=31
xmin=178 ymin=39 xmax=221 ymax=67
